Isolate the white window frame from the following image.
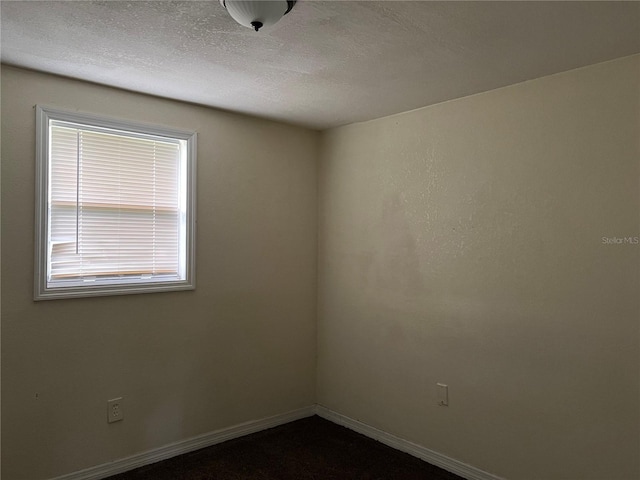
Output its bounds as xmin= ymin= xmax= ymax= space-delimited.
xmin=34 ymin=105 xmax=197 ymax=300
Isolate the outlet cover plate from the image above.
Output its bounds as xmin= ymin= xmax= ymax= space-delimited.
xmin=107 ymin=397 xmax=124 ymax=423
xmin=436 ymin=383 xmax=449 ymax=406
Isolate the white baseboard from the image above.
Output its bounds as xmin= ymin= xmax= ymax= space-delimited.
xmin=51 ymin=406 xmax=316 ymax=480
xmin=316 ymin=405 xmax=503 ymax=480
xmin=51 ymin=404 xmax=501 ymax=480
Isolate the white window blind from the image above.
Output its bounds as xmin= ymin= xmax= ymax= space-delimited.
xmin=35 ymin=106 xmax=196 ymax=300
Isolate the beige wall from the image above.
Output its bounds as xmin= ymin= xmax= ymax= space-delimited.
xmin=317 ymin=54 xmax=640 ymax=480
xmin=2 ymin=55 xmax=639 ymax=480
xmin=1 ymin=66 xmax=319 ymax=480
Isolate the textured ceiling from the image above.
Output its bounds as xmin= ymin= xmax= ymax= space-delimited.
xmin=1 ymin=1 xmax=639 ymax=130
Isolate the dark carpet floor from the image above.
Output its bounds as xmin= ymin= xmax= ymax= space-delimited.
xmin=107 ymin=415 xmax=464 ymax=480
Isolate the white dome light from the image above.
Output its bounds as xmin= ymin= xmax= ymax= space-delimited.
xmin=220 ymin=0 xmax=296 ymax=32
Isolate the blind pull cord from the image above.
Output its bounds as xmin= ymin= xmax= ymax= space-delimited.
xmin=76 ymin=130 xmax=80 ymax=255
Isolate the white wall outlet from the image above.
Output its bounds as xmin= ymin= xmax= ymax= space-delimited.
xmin=107 ymin=397 xmax=124 ymax=423
xmin=436 ymin=383 xmax=449 ymax=406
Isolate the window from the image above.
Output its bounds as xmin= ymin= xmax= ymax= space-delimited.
xmin=35 ymin=106 xmax=196 ymax=300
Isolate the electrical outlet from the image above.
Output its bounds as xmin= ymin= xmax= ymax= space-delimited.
xmin=436 ymin=383 xmax=449 ymax=406
xmin=107 ymin=397 xmax=124 ymax=423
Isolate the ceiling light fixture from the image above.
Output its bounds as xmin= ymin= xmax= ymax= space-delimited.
xmin=220 ymin=0 xmax=296 ymax=32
